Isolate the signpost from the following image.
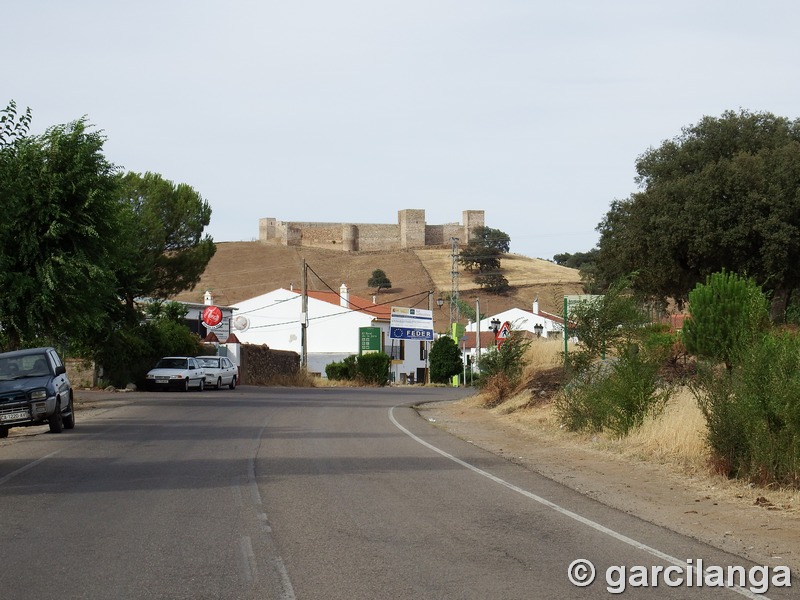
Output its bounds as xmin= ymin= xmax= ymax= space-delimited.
xmin=359 ymin=327 xmax=382 ymax=355
xmin=389 ymin=307 xmax=434 ymax=341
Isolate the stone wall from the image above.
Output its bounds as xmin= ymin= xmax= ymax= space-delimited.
xmin=239 ymin=344 xmax=300 ymax=385
xmin=259 ymin=209 xmax=485 ymax=252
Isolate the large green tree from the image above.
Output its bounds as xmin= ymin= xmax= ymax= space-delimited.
xmin=459 ymin=225 xmax=511 ymax=274
xmin=0 ymin=106 xmax=123 ymax=349
xmin=429 ymin=336 xmax=462 ymax=383
xmin=595 ymin=110 xmax=800 ymax=317
xmin=116 ymin=171 xmax=216 ymax=316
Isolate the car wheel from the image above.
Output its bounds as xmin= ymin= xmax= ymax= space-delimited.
xmin=0 ymin=427 xmax=8 ymax=438
xmin=229 ymin=376 xmax=237 ymax=390
xmin=182 ymin=379 xmax=189 ymax=392
xmin=216 ymin=377 xmax=222 ymax=389
xmin=63 ymin=394 xmax=75 ymax=429
xmin=198 ymin=379 xmax=204 ymax=392
xmin=49 ymin=400 xmax=64 ymax=433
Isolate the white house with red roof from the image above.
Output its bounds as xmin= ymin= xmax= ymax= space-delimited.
xmin=461 ymin=297 xmax=565 ymax=366
xmin=230 ymin=284 xmax=429 ymax=381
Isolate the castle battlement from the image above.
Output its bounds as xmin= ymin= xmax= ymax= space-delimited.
xmin=259 ymin=210 xmax=484 ymax=252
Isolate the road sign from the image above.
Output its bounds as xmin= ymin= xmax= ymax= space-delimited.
xmin=390 ymin=307 xmax=434 ymax=340
xmin=496 ymin=321 xmax=511 ymax=346
xmin=359 ymin=327 xmax=382 ymax=354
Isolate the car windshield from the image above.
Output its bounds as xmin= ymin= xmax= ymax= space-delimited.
xmin=197 ymin=358 xmax=219 ymax=367
xmin=156 ymin=358 xmax=188 ymax=370
xmin=0 ymin=355 xmax=49 ymax=380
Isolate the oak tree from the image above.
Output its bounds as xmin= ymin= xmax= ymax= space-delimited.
xmin=595 ymin=110 xmax=800 ymax=318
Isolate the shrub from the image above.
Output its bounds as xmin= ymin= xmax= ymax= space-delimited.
xmin=692 ymin=331 xmax=800 ymax=486
xmin=325 ymin=355 xmax=357 ymax=381
xmin=324 ymin=353 xmax=390 ymax=386
xmin=555 ymin=350 xmax=672 ymax=437
xmin=682 ymin=270 xmax=769 ymax=370
xmin=565 ymin=278 xmax=648 ymax=374
xmin=356 ymin=352 xmax=390 ymax=386
xmin=477 ymin=330 xmax=531 ymax=404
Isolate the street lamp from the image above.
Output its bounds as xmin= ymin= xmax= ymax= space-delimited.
xmin=534 ymin=323 xmax=544 ymax=337
xmin=490 ymin=318 xmax=501 ymax=346
xmin=436 ymin=296 xmax=444 ymax=309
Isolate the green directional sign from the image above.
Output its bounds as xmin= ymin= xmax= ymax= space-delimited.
xmin=359 ymin=327 xmax=382 ymax=355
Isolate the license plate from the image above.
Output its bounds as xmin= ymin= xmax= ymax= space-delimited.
xmin=1 ymin=411 xmax=29 ymax=422
xmin=155 ymin=377 xmax=170 ymax=383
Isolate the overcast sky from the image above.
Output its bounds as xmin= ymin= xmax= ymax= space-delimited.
xmin=6 ymin=1 xmax=799 ymax=261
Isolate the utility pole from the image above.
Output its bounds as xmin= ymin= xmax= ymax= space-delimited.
xmin=450 ymin=237 xmax=460 ymax=332
xmin=475 ymin=297 xmax=481 ymax=370
xmin=301 ymin=259 xmax=308 ymax=370
xmin=427 ymin=290 xmax=433 ymax=384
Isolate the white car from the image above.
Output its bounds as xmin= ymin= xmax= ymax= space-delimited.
xmin=195 ymin=356 xmax=238 ymax=389
xmin=145 ymin=357 xmax=205 ymax=391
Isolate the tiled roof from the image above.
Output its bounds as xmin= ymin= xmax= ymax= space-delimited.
xmin=461 ymin=330 xmax=535 ymax=349
xmin=296 ymin=290 xmax=393 ymax=320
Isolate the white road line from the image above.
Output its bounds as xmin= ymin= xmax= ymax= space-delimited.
xmin=239 ymin=535 xmax=258 ymax=582
xmin=0 ymin=424 xmax=122 ymax=487
xmin=0 ymin=448 xmax=64 ymax=486
xmin=389 ymin=406 xmax=771 ymax=600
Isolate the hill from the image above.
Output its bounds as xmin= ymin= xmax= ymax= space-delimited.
xmin=172 ymin=242 xmax=584 ymax=331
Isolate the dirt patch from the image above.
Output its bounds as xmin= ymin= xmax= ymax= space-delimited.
xmin=419 ymin=396 xmax=800 ymax=573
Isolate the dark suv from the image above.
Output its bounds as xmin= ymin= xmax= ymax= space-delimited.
xmin=0 ymin=347 xmax=75 ymax=438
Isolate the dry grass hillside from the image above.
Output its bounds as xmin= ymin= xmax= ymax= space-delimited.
xmin=172 ymin=242 xmax=584 ymax=331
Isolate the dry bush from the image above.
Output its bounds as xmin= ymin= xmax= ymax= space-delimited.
xmin=520 ymin=340 xmax=564 ymax=379
xmin=478 ymin=373 xmax=514 ymax=407
xmin=600 ymin=387 xmax=708 ymax=472
xmin=265 ymin=370 xmax=319 ymax=387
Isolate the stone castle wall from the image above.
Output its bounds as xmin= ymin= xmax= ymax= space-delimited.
xmin=259 ymin=210 xmax=484 ymax=252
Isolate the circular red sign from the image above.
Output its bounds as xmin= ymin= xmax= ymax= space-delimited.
xmin=202 ymin=305 xmax=223 ymax=328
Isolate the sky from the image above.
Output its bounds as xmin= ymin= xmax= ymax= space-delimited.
xmin=5 ymin=1 xmax=799 ymax=261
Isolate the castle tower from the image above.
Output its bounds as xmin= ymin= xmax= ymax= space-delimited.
xmin=462 ymin=210 xmax=485 ymax=244
xmin=398 ymin=209 xmax=426 ymax=248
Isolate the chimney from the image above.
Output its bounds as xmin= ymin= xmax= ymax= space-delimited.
xmin=340 ymin=283 xmax=350 ymax=308
xmin=533 ymin=295 xmax=539 ymax=315
xmin=204 ymin=290 xmax=213 ymax=305
xmin=372 ymin=294 xmax=377 ymax=304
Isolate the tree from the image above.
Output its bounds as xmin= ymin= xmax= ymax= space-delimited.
xmin=429 ymin=336 xmax=462 ymax=383
xmin=594 ymin=110 xmax=800 ymax=318
xmin=682 ymin=270 xmax=769 ymax=370
xmin=566 ymin=278 xmax=649 ymax=373
xmin=459 ymin=226 xmax=510 ymax=273
xmin=367 ymin=269 xmax=392 ymax=292
xmin=553 ymin=250 xmax=598 ymax=269
xmin=471 ymin=225 xmax=511 ymax=253
xmin=0 ymin=108 xmax=124 ymax=349
xmin=116 ymin=171 xmax=216 ymax=316
xmin=475 ymin=272 xmax=510 ymax=294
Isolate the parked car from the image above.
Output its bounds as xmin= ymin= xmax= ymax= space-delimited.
xmin=145 ymin=357 xmax=205 ymax=391
xmin=0 ymin=347 xmax=75 ymax=438
xmin=195 ymin=356 xmax=238 ymax=389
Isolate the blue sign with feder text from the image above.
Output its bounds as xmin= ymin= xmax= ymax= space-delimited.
xmin=391 ymin=327 xmax=434 ymax=340
xmin=389 ymin=306 xmax=434 ymax=340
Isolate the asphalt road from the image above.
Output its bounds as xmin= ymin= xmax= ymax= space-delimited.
xmin=0 ymin=386 xmax=793 ymax=599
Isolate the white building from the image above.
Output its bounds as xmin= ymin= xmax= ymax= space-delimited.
xmin=467 ymin=298 xmax=564 ymax=338
xmin=462 ymin=298 xmax=565 ymax=366
xmin=231 ymin=284 xmax=429 ymax=381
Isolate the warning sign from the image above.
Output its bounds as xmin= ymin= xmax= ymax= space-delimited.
xmin=496 ymin=321 xmax=511 ymax=346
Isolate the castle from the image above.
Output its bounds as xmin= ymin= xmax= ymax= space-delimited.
xmin=259 ymin=209 xmax=484 ymax=252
